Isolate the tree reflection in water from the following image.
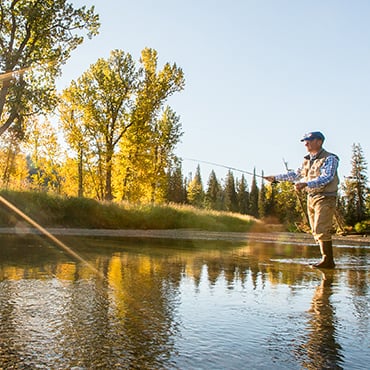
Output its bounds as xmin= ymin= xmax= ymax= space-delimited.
xmin=0 ymin=235 xmax=368 ymax=368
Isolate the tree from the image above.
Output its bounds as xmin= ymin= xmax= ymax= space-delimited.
xmin=342 ymin=143 xmax=369 ymax=225
xmin=187 ymin=165 xmax=204 ymax=207
xmin=258 ymin=172 xmax=267 ymax=218
xmin=236 ymin=175 xmax=249 ymax=214
xmin=224 ymin=170 xmax=238 ymax=212
xmin=23 ymin=117 xmax=63 ymax=192
xmin=58 ymin=105 xmax=87 ymax=197
xmin=119 ymin=106 xmax=183 ymax=203
xmin=273 ymin=182 xmax=302 ymax=227
xmin=205 ymin=170 xmax=223 ymax=210
xmin=118 ymin=48 xmax=185 ymax=203
xmin=166 ymin=162 xmax=186 ymax=203
xmin=0 ymin=127 xmax=27 ymax=189
xmin=249 ymin=169 xmax=259 ymax=217
xmin=61 ymin=49 xmax=139 ymax=200
xmin=0 ymin=0 xmax=99 ymax=137
xmin=61 ymin=48 xmax=184 ymax=202
xmin=264 ymin=180 xmax=277 ymax=219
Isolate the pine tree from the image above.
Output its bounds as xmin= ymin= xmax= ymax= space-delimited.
xmin=205 ymin=170 xmax=223 ymax=210
xmin=187 ymin=165 xmax=204 ymax=208
xmin=236 ymin=175 xmax=249 ymax=214
xmin=166 ymin=163 xmax=186 ymax=203
xmin=258 ymin=172 xmax=267 ymax=218
xmin=342 ymin=143 xmax=369 ymax=225
xmin=224 ymin=170 xmax=238 ymax=212
xmin=249 ymin=169 xmax=259 ymax=217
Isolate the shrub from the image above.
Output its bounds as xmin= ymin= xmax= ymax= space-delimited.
xmin=354 ymin=220 xmax=370 ymax=234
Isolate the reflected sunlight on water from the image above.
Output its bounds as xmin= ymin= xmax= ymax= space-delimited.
xmin=0 ymin=235 xmax=369 ymax=369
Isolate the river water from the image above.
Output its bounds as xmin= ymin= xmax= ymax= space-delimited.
xmin=0 ymin=234 xmax=368 ymax=369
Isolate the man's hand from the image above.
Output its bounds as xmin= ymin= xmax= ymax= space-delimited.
xmin=295 ymin=182 xmax=307 ymax=191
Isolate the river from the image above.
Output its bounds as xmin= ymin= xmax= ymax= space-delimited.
xmin=0 ymin=233 xmax=368 ymax=369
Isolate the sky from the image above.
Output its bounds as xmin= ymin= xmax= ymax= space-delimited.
xmin=58 ymin=0 xmax=370 ymax=185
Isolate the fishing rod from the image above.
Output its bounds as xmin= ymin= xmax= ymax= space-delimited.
xmin=182 ymin=158 xmax=265 ymax=179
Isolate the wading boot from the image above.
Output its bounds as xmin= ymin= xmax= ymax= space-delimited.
xmin=313 ymin=240 xmax=335 ymax=269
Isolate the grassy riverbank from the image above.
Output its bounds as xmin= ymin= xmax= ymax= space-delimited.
xmin=0 ymin=190 xmax=263 ymax=232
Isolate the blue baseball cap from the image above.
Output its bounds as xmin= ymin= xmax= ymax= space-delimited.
xmin=300 ymin=131 xmax=325 ymax=142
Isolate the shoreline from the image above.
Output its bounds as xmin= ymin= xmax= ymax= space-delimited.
xmin=0 ymin=227 xmax=369 ymax=247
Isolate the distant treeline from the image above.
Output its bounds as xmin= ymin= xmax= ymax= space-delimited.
xmin=0 ymin=117 xmax=368 ymax=233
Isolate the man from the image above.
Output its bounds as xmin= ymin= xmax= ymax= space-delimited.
xmin=265 ymin=131 xmax=339 ymax=269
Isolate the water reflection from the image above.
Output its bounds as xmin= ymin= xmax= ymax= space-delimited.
xmin=0 ymin=235 xmax=369 ymax=369
xmin=106 ymin=253 xmax=179 ymax=368
xmin=299 ymin=271 xmax=344 ymax=369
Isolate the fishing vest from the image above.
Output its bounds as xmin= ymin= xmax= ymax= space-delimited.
xmin=301 ymin=149 xmax=339 ymax=196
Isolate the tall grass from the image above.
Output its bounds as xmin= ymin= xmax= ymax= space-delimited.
xmin=0 ymin=190 xmax=261 ymax=232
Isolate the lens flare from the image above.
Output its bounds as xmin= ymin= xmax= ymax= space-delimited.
xmin=0 ymin=195 xmax=104 ymax=280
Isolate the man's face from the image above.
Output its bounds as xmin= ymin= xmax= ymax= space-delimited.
xmin=304 ymin=138 xmax=322 ymax=154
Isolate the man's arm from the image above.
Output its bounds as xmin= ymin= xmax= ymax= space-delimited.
xmin=306 ymin=155 xmax=339 ymax=189
xmin=264 ymin=170 xmax=302 ymax=183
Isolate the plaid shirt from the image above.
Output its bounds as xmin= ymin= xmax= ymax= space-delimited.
xmin=275 ymin=154 xmax=339 ymax=189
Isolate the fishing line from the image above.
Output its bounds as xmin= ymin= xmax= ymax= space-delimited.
xmin=182 ymin=157 xmax=265 ymax=179
xmin=0 ymin=195 xmax=104 ymax=280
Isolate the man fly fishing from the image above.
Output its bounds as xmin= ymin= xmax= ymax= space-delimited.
xmin=265 ymin=131 xmax=339 ymax=269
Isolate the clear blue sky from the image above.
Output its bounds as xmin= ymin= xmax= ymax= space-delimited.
xmin=58 ymin=0 xmax=370 ymax=186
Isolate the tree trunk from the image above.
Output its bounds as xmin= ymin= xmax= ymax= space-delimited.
xmin=78 ymin=146 xmax=84 ymax=197
xmin=105 ymin=153 xmax=113 ymax=201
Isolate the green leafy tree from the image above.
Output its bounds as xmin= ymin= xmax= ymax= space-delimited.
xmin=23 ymin=117 xmax=63 ymax=192
xmin=0 ymin=127 xmax=27 ymax=189
xmin=264 ymin=181 xmax=278 ymax=219
xmin=149 ymin=107 xmax=183 ymax=202
xmin=273 ymin=182 xmax=302 ymax=227
xmin=62 ymin=48 xmax=184 ymax=201
xmin=59 ymin=105 xmax=87 ymax=197
xmin=342 ymin=143 xmax=369 ymax=225
xmin=118 ymin=48 xmax=185 ymax=203
xmin=119 ymin=106 xmax=183 ymax=203
xmin=0 ymin=0 xmax=99 ymax=137
xmin=61 ymin=49 xmax=139 ymax=200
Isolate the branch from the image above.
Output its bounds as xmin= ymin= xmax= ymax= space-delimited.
xmin=0 ymin=110 xmax=17 ymax=136
xmin=0 ymin=79 xmax=11 ymax=116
